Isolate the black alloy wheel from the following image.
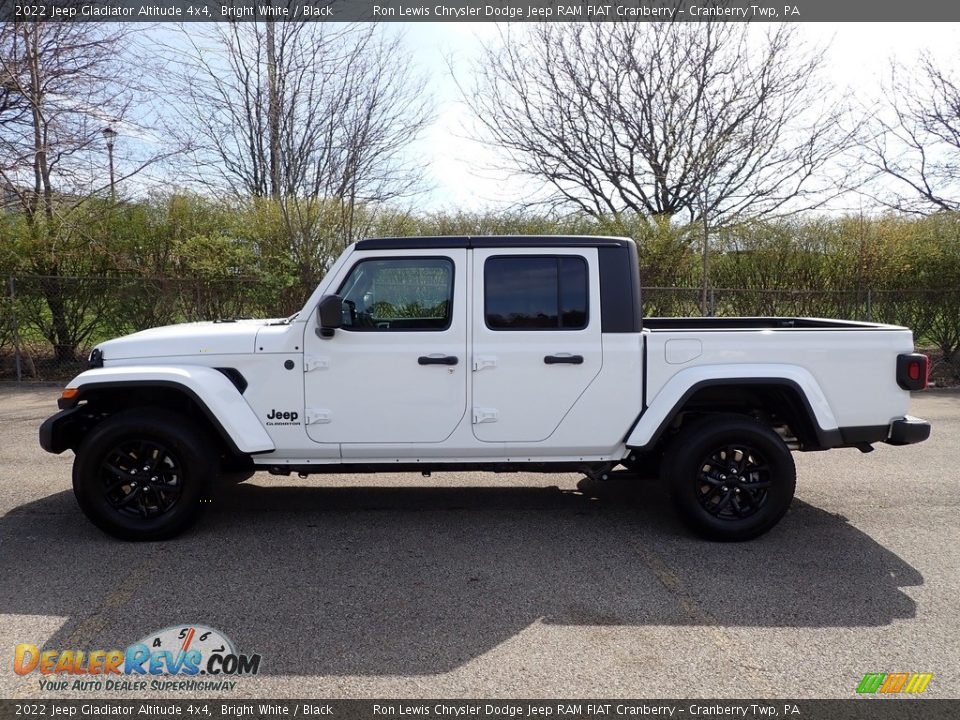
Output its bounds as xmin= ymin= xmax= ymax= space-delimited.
xmin=73 ymin=408 xmax=216 ymax=540
xmin=694 ymin=443 xmax=771 ymax=520
xmin=661 ymin=413 xmax=796 ymax=541
xmin=100 ymin=440 xmax=184 ymax=520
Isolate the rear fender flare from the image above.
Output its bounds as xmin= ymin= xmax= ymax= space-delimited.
xmin=626 ymin=364 xmax=838 ymax=450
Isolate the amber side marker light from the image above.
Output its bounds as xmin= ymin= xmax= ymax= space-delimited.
xmin=60 ymin=387 xmax=79 ymax=402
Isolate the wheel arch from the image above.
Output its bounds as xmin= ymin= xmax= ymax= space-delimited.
xmin=627 ymin=370 xmax=841 ymax=453
xmin=50 ymin=366 xmax=274 ymax=459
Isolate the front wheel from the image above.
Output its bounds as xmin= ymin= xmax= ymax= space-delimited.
xmin=72 ymin=409 xmax=216 ymax=541
xmin=661 ymin=414 xmax=796 ymax=541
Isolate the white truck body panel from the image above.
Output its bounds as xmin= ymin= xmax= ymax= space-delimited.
xmin=303 ymin=248 xmax=469 ymax=445
xmin=641 ymin=327 xmax=913 ymax=433
xmin=43 ymin=235 xmax=932 ymax=542
xmin=90 ymin=319 xmax=267 ymax=359
xmin=51 ymin=237 xmax=926 ymax=468
xmin=470 ymin=247 xmax=603 ymax=443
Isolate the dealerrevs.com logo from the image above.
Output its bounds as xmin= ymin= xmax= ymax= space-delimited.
xmin=13 ymin=625 xmax=261 ymax=693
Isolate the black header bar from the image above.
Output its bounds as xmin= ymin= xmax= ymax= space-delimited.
xmin=0 ymin=700 xmax=957 ymax=720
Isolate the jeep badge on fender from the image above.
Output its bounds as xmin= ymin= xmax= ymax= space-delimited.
xmin=266 ymin=409 xmax=299 ymax=424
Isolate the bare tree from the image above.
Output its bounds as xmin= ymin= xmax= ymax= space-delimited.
xmin=864 ymin=54 xmax=960 ymax=213
xmin=462 ymin=23 xmax=855 ymax=226
xmin=0 ymin=20 xmax=154 ymax=362
xmin=0 ymin=23 xmax=129 ymax=218
xmin=157 ymin=21 xmax=432 ymax=288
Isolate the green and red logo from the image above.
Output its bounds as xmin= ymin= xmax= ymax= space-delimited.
xmin=856 ymin=672 xmax=933 ymax=695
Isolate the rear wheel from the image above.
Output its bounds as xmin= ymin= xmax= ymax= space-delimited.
xmin=72 ymin=409 xmax=216 ymax=541
xmin=661 ymin=414 xmax=796 ymax=541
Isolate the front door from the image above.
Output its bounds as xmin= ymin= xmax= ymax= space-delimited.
xmin=471 ymin=249 xmax=602 ymax=443
xmin=303 ymin=250 xmax=468 ymax=446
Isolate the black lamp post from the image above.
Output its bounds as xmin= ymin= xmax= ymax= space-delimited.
xmin=102 ymin=126 xmax=117 ymax=201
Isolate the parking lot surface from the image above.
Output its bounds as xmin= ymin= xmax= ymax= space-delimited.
xmin=1 ymin=387 xmax=958 ymax=699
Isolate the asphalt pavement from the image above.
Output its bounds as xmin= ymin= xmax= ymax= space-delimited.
xmin=1 ymin=387 xmax=957 ymax=699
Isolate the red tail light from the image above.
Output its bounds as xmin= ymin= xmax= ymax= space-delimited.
xmin=896 ymin=353 xmax=929 ymax=391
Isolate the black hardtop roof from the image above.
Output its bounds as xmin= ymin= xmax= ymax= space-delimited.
xmin=354 ymin=235 xmax=634 ymax=251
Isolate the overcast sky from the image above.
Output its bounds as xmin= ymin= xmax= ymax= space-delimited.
xmin=396 ymin=22 xmax=960 ymax=213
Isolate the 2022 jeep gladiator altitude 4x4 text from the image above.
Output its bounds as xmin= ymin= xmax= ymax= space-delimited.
xmin=40 ymin=236 xmax=931 ymax=541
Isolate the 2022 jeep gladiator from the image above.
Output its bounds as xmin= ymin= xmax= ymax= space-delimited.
xmin=39 ymin=236 xmax=931 ymax=541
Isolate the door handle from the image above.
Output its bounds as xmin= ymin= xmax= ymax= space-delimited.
xmin=418 ymin=355 xmax=459 ymax=366
xmin=544 ymin=354 xmax=584 ymax=365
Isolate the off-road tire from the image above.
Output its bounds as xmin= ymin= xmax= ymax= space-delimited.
xmin=661 ymin=413 xmax=796 ymax=541
xmin=72 ymin=408 xmax=216 ymax=541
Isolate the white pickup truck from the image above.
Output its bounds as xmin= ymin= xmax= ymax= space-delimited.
xmin=40 ymin=236 xmax=931 ymax=541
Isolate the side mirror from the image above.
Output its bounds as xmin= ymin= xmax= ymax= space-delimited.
xmin=316 ymin=294 xmax=343 ymax=338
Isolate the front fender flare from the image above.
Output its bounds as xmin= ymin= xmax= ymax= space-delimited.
xmin=58 ymin=365 xmax=275 ymax=455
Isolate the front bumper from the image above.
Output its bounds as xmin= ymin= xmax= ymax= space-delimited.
xmin=39 ymin=407 xmax=82 ymax=454
xmin=886 ymin=415 xmax=932 ymax=446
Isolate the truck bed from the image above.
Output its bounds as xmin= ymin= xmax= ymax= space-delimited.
xmin=642 ymin=316 xmax=901 ymax=331
xmin=638 ymin=318 xmax=915 ymax=436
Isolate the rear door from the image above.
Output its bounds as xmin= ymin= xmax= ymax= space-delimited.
xmin=471 ymin=249 xmax=602 ymax=443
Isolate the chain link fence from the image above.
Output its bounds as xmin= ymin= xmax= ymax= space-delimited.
xmin=3 ymin=275 xmax=959 ymax=382
xmin=1 ymin=275 xmax=299 ymax=382
xmin=645 ymin=287 xmax=913 ymax=320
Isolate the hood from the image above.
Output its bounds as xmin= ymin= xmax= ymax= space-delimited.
xmin=96 ymin=319 xmax=275 ymax=361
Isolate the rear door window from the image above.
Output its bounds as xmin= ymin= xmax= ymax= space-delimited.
xmin=484 ymin=256 xmax=588 ymax=330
